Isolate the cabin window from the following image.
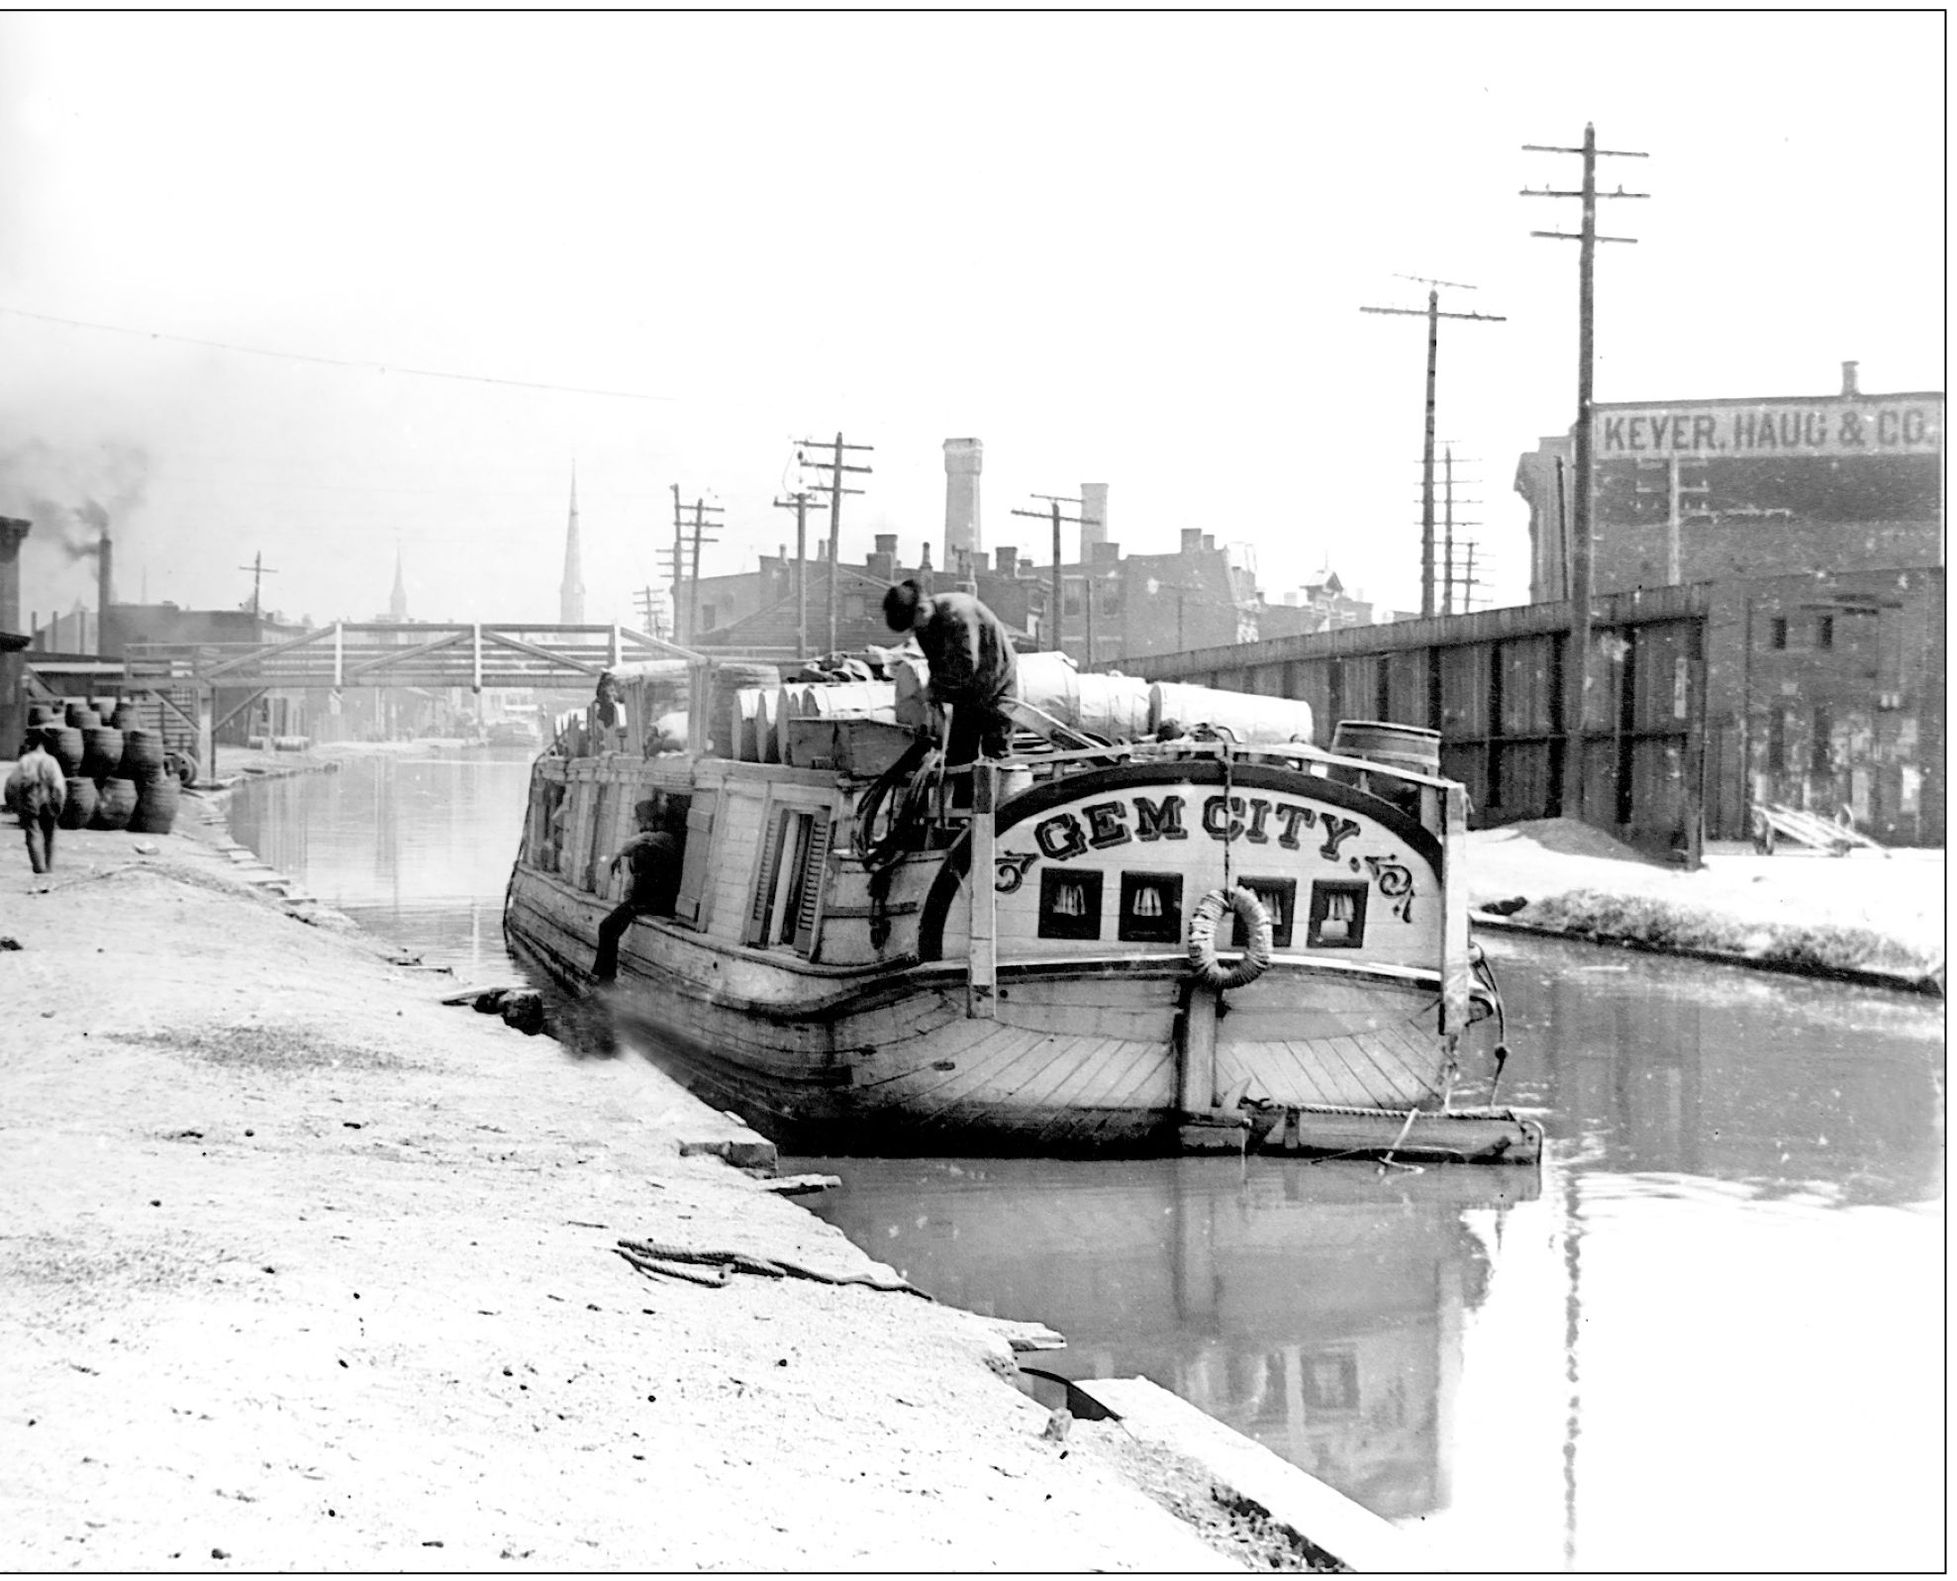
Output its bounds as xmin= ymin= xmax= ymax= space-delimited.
xmin=748 ymin=804 xmax=832 ymax=954
xmin=1038 ymin=868 xmax=1103 ymax=941
xmin=1117 ymin=871 xmax=1183 ymax=945
xmin=1305 ymin=881 xmax=1368 ymax=950
xmin=1233 ymin=877 xmax=1297 ymax=949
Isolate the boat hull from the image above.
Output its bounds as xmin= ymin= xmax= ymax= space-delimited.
xmin=505 ymin=866 xmax=1539 ymax=1163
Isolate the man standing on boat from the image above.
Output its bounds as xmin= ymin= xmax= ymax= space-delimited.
xmin=882 ymin=578 xmax=1018 ymax=767
xmin=594 ymin=799 xmax=683 ymax=982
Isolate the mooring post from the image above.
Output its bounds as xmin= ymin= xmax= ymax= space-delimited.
xmin=967 ymin=761 xmax=997 ymax=1019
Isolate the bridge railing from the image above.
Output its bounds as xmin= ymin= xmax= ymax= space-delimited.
xmin=123 ymin=623 xmax=699 ymax=690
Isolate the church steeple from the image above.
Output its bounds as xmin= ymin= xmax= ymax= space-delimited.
xmin=560 ymin=464 xmax=586 ymax=624
xmin=389 ymin=543 xmax=408 ymax=620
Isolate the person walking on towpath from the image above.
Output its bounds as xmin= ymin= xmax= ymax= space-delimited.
xmin=594 ymin=799 xmax=683 ymax=982
xmin=882 ymin=578 xmax=1019 ymax=769
xmin=5 ymin=730 xmax=67 ymax=875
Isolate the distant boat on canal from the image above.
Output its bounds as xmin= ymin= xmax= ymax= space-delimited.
xmin=503 ymin=649 xmax=1538 ymax=1163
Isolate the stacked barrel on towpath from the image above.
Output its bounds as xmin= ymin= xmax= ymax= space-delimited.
xmin=29 ymin=701 xmax=189 ymax=837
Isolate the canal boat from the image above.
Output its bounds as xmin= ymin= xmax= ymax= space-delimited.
xmin=503 ymin=655 xmax=1539 ymax=1163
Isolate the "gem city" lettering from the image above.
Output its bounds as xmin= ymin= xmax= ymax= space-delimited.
xmin=1032 ymin=794 xmax=1363 ymax=865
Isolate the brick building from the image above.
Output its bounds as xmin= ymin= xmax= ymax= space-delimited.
xmin=1507 ymin=362 xmax=1944 ymax=845
xmin=1514 ymin=362 xmax=1942 ymax=600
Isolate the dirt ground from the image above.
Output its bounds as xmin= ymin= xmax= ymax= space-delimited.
xmin=0 ymin=793 xmax=1263 ymax=1572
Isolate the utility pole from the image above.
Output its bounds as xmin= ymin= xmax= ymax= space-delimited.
xmin=237 ymin=551 xmax=278 ymax=620
xmin=772 ymin=490 xmax=823 ymax=660
xmin=1362 ymin=276 xmax=1504 ymax=619
xmin=1011 ymin=493 xmax=1095 ymax=657
xmin=792 ymin=433 xmax=873 ymax=653
xmin=1439 ymin=450 xmax=1484 ymax=617
xmin=665 ymin=484 xmax=722 ymax=646
xmin=1525 ymin=122 xmax=1649 ymax=817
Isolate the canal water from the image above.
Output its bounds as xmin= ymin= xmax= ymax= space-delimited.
xmin=229 ymin=749 xmax=1946 ymax=1572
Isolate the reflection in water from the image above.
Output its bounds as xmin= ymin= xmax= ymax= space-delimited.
xmin=227 ymin=766 xmax=1945 ymax=1571
xmin=226 ymin=750 xmax=538 ymax=981
xmin=795 ymin=940 xmax=1943 ymax=1571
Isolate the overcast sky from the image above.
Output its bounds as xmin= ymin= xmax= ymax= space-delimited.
xmin=0 ymin=12 xmax=1942 ymax=634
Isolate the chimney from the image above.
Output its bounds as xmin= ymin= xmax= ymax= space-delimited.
xmin=995 ymin=546 xmax=1018 ymax=577
xmin=1079 ymin=482 xmax=1109 ymax=554
xmin=97 ymin=531 xmax=115 ymax=657
xmin=1091 ymin=541 xmax=1121 ymax=565
xmin=943 ymin=438 xmax=983 ymax=573
xmin=1202 ymin=533 xmax=1215 ymax=552
xmin=1841 ymin=360 xmax=1861 ymax=398
xmin=1180 ymin=528 xmax=1203 ymax=554
xmin=0 ymin=517 xmax=30 ymax=750
xmin=867 ymin=533 xmax=898 ymax=582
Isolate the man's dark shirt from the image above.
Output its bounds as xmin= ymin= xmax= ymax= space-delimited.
xmin=917 ymin=592 xmax=1017 ymax=709
xmin=617 ymin=831 xmax=682 ymax=914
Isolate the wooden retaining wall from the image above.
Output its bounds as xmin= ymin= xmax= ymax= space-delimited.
xmin=1128 ymin=587 xmax=1709 ymax=861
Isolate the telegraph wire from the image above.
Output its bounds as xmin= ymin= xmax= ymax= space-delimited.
xmin=0 ymin=304 xmax=679 ymax=404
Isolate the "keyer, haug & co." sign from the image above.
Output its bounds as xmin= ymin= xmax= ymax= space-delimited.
xmin=1597 ymin=398 xmax=1941 ymax=459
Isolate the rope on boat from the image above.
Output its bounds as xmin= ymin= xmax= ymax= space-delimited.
xmin=614 ymin=1238 xmax=935 ymax=1301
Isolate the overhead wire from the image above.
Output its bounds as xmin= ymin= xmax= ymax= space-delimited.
xmin=0 ymin=304 xmax=679 ymax=405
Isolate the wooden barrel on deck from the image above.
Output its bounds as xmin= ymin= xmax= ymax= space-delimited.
xmin=709 ymin=663 xmax=781 ymax=758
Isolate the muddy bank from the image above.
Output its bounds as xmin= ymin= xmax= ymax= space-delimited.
xmin=0 ymin=814 xmax=1263 ymax=1571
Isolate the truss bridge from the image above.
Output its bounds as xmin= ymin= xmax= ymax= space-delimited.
xmin=122 ymin=622 xmax=692 ymax=692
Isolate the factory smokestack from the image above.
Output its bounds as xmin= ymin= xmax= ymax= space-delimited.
xmin=1079 ymin=483 xmax=1108 ymax=554
xmin=943 ymin=438 xmax=983 ymax=583
xmin=98 ymin=531 xmax=114 ymax=656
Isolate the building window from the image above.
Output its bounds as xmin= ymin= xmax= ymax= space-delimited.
xmin=1063 ymin=579 xmax=1083 ymax=617
xmin=1233 ymin=877 xmax=1297 ymax=949
xmin=1817 ymin=614 xmax=1834 ymax=650
xmin=1767 ymin=706 xmax=1791 ymax=773
xmin=1117 ymin=871 xmax=1183 ymax=944
xmin=1810 ymin=707 xmax=1833 ymax=774
xmin=1038 ymin=868 xmax=1103 ymax=941
xmin=1768 ymin=616 xmax=1788 ymax=650
xmin=1305 ymin=881 xmax=1368 ymax=950
xmin=1099 ymin=582 xmax=1122 ymax=617
xmin=700 ymin=604 xmax=718 ymax=631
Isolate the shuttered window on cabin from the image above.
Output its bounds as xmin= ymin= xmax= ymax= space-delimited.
xmin=745 ymin=807 xmax=832 ymax=957
xmin=672 ymin=791 xmax=718 ymax=927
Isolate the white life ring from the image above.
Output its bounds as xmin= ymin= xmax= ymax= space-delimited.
xmin=1187 ymin=886 xmax=1273 ymax=991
